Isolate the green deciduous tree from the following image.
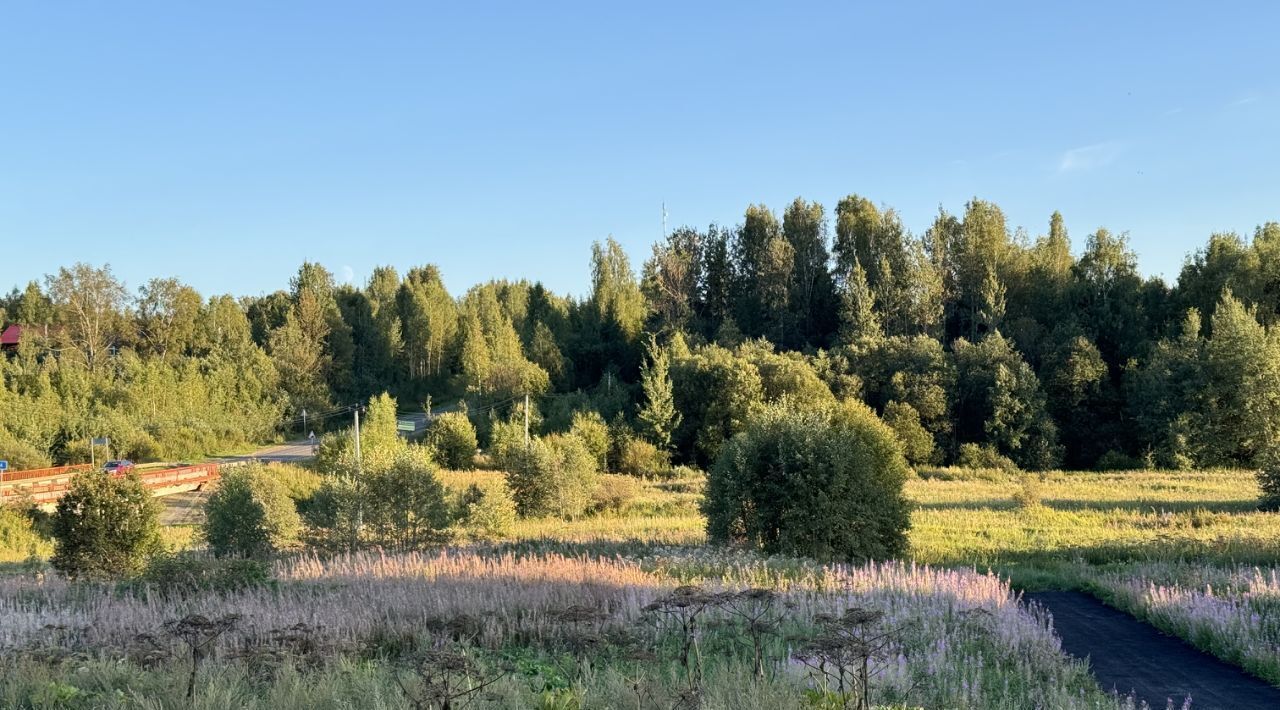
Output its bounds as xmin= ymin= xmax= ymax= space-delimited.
xmin=670 ymin=344 xmax=766 ymax=466
xmin=883 ymin=400 xmax=937 ymax=466
xmin=953 ymin=333 xmax=1060 ymax=470
xmin=838 ymin=258 xmax=882 ymax=346
xmin=782 ymin=197 xmax=838 ymax=346
xmin=45 ymin=263 xmax=128 ymax=372
xmin=361 ymin=446 xmax=451 ymax=548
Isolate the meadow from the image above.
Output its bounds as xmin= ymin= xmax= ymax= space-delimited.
xmin=1 ymin=465 xmax=1277 ymax=708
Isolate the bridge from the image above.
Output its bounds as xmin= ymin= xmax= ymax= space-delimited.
xmin=0 ymin=462 xmax=225 ymax=507
xmin=0 ymin=410 xmax=435 ymax=508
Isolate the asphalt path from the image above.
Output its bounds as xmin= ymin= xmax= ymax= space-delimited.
xmin=1027 ymin=590 xmax=1280 ymax=709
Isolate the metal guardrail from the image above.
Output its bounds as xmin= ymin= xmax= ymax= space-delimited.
xmin=0 ymin=462 xmax=223 ymax=505
xmin=1 ymin=463 xmax=93 ymax=484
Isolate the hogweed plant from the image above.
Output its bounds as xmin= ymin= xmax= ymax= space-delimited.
xmin=393 ymin=646 xmax=511 ymax=710
xmin=642 ymin=585 xmax=722 ymax=684
xmin=162 ymin=612 xmax=241 ymax=700
xmin=718 ymin=588 xmax=787 ymax=680
xmin=792 ymin=607 xmax=910 ymax=710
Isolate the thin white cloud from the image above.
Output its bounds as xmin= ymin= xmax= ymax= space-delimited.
xmin=341 ymin=265 xmax=355 ymax=284
xmin=1229 ymin=95 xmax=1258 ymax=107
xmin=1058 ymin=141 xmax=1124 ymax=173
xmin=1163 ymin=107 xmax=1184 ymax=116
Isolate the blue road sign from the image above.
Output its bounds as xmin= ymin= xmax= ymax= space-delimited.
xmin=0 ymin=460 xmax=8 ymax=472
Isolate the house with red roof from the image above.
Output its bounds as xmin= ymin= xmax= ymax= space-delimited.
xmin=0 ymin=324 xmax=57 ymax=352
xmin=0 ymin=324 xmax=23 ymax=351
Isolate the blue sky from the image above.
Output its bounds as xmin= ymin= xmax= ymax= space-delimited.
xmin=2 ymin=2 xmax=1277 ymax=300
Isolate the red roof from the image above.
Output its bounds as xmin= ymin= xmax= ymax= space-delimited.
xmin=0 ymin=324 xmax=22 ymax=347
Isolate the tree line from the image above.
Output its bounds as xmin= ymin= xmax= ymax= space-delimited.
xmin=4 ymin=195 xmax=1280 ymax=474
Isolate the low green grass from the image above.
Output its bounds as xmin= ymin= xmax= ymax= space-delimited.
xmin=908 ymin=469 xmax=1280 ymax=577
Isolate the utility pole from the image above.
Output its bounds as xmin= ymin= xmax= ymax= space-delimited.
xmin=523 ymin=392 xmax=530 ymax=448
xmin=353 ymin=406 xmax=362 ymax=475
xmin=301 ymin=408 xmax=307 ymax=437
xmin=89 ymin=437 xmax=94 ymax=468
xmin=352 ymin=404 xmax=363 ymax=549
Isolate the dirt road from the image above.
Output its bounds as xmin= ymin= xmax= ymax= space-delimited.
xmin=1027 ymin=590 xmax=1280 ymax=709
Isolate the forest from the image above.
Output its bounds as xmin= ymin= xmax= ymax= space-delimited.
xmin=3 ymin=195 xmax=1280 ymax=475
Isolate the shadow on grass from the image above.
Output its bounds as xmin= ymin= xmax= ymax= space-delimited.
xmin=913 ymin=498 xmax=1261 ymax=513
xmin=942 ymin=536 xmax=1280 ymax=593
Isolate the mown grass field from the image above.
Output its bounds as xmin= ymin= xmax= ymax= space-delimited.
xmin=2 ymin=466 xmax=1277 ymax=707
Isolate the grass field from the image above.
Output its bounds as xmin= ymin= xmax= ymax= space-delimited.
xmin=915 ymin=468 xmax=1280 ymax=687
xmin=1 ymin=465 xmax=1277 ymax=707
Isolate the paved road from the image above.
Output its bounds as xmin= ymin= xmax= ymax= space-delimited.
xmin=217 ymin=411 xmax=431 ymax=464
xmin=219 ymin=441 xmax=316 ymax=464
xmin=1027 ymin=591 xmax=1280 ymax=709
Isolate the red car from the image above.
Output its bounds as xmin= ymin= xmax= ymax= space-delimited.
xmin=102 ymin=460 xmax=135 ymax=475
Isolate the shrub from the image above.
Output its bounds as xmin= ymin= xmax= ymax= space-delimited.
xmin=1095 ymin=449 xmax=1140 ymax=471
xmin=428 ymin=412 xmax=478 ymax=470
xmin=591 ymin=473 xmax=642 ymax=514
xmin=704 ymin=401 xmax=911 ymax=562
xmin=665 ymin=464 xmax=705 ymax=483
xmin=569 ymin=411 xmax=610 ymax=471
xmin=267 ymin=462 xmax=324 ymax=503
xmin=301 ymin=476 xmax=361 ymax=548
xmin=882 ymin=401 xmax=937 ymax=466
xmin=361 ymin=446 xmax=451 ymax=547
xmin=204 ymin=464 xmax=302 ymax=557
xmin=955 ymin=443 xmax=1019 ymax=473
xmin=0 ymin=504 xmax=51 ymax=562
xmin=615 ymin=436 xmax=668 ymax=477
xmin=506 ymin=433 xmax=599 ymax=518
xmin=51 ymin=470 xmax=161 ymax=579
xmin=454 ymin=482 xmax=517 ymax=540
xmin=1012 ymin=472 xmax=1044 ymax=510
xmin=135 ymin=553 xmax=273 ymax=596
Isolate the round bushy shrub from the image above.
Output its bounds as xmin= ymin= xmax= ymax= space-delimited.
xmin=616 ymin=436 xmax=668 ymax=477
xmin=454 ymin=481 xmax=517 ymax=540
xmin=591 ymin=473 xmax=642 ymax=514
xmin=705 ymin=401 xmax=912 ymax=562
xmin=955 ymin=443 xmax=1019 ymax=473
xmin=51 ymin=470 xmax=161 ymax=579
xmin=204 ymin=464 xmax=302 ymax=557
xmin=506 ymin=433 xmax=598 ymax=519
xmin=361 ymin=446 xmax=451 ymax=547
xmin=136 ymin=553 xmax=273 ymax=597
xmin=428 ymin=412 xmax=479 ymax=470
xmin=1011 ymin=472 xmax=1045 ymax=510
